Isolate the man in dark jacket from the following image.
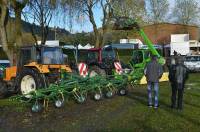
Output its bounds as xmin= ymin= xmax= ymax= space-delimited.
xmin=168 ymin=57 xmax=177 ymax=108
xmin=174 ymin=58 xmax=189 ymax=110
xmin=144 ymin=55 xmax=163 ymax=109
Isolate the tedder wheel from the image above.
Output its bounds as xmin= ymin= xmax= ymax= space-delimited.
xmin=89 ymin=65 xmax=106 ymax=77
xmin=93 ymin=91 xmax=103 ymax=101
xmin=118 ymin=88 xmax=128 ymax=96
xmin=89 ymin=66 xmax=106 ymax=100
xmin=54 ymin=99 xmax=64 ymax=108
xmin=18 ymin=68 xmax=45 ymax=98
xmin=77 ymin=95 xmax=87 ymax=103
xmin=0 ymin=80 xmax=8 ymax=99
xmin=31 ymin=102 xmax=43 ymax=113
xmin=105 ymin=91 xmax=114 ymax=98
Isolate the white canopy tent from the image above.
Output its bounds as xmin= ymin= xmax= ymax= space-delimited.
xmin=63 ymin=45 xmax=75 ymax=49
xmin=63 ymin=43 xmax=94 ymax=50
xmin=78 ymin=43 xmax=94 ymax=49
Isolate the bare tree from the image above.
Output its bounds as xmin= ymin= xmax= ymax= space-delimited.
xmin=24 ymin=0 xmax=57 ymax=44
xmin=146 ymin=0 xmax=169 ymax=23
xmin=86 ymin=0 xmax=100 ymax=47
xmin=172 ymin=0 xmax=200 ymax=25
xmin=11 ymin=0 xmax=28 ymax=47
xmin=100 ymin=0 xmax=114 ymax=45
xmin=0 ymin=0 xmax=11 ymax=62
xmin=0 ymin=0 xmax=28 ymax=65
xmin=73 ymin=0 xmax=101 ymax=47
xmin=112 ymin=0 xmax=145 ymax=23
xmin=62 ymin=0 xmax=114 ymax=47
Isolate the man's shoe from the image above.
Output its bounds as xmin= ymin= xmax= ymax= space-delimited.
xmin=171 ymin=105 xmax=176 ymax=109
xmin=177 ymin=107 xmax=183 ymax=111
xmin=148 ymin=104 xmax=153 ymax=108
xmin=154 ymin=105 xmax=159 ymax=109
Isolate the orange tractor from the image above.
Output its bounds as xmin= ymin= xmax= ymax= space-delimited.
xmin=0 ymin=45 xmax=72 ymax=98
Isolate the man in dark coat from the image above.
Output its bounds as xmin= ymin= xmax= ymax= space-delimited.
xmin=168 ymin=57 xmax=177 ymax=108
xmin=144 ymin=55 xmax=163 ymax=109
xmin=174 ymin=58 xmax=189 ymax=110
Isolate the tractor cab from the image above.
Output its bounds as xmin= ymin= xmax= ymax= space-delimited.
xmin=102 ymin=46 xmax=116 ymax=62
xmin=79 ymin=46 xmax=116 ymax=67
xmin=86 ymin=48 xmax=102 ymax=65
xmin=129 ymin=45 xmax=163 ymax=69
xmin=130 ymin=49 xmax=151 ymax=69
xmin=74 ymin=46 xmax=117 ymax=75
xmin=19 ymin=45 xmax=64 ymax=66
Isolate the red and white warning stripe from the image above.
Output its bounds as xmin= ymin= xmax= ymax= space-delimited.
xmin=78 ymin=63 xmax=88 ymax=77
xmin=114 ymin=62 xmax=123 ymax=75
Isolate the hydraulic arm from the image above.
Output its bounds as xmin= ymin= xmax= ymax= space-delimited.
xmin=122 ymin=18 xmax=165 ymax=64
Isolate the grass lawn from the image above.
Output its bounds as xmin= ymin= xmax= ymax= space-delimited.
xmin=0 ymin=73 xmax=200 ymax=132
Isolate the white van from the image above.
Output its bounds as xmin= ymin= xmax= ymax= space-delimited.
xmin=0 ymin=60 xmax=10 ymax=67
xmin=184 ymin=56 xmax=200 ymax=72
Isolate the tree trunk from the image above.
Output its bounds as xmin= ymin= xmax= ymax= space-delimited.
xmin=40 ymin=0 xmax=45 ymax=45
xmin=87 ymin=3 xmax=101 ymax=48
xmin=14 ymin=6 xmax=23 ymax=63
xmin=14 ymin=7 xmax=23 ymax=47
xmin=100 ymin=0 xmax=112 ymax=46
xmin=0 ymin=25 xmax=14 ymax=66
xmin=0 ymin=2 xmax=14 ymax=66
xmin=13 ymin=1 xmax=26 ymax=65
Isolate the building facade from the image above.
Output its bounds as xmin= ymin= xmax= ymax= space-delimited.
xmin=136 ymin=23 xmax=199 ymax=45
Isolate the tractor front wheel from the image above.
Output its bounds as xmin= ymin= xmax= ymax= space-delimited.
xmin=18 ymin=68 xmax=45 ymax=98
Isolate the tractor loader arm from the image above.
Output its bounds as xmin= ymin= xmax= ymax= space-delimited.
xmin=113 ymin=17 xmax=165 ymax=65
xmin=138 ymin=28 xmax=165 ymax=65
xmin=113 ymin=17 xmax=168 ymax=84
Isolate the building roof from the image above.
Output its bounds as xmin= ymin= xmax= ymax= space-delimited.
xmin=109 ymin=43 xmax=138 ymax=49
xmin=143 ymin=22 xmax=199 ymax=28
xmin=134 ymin=22 xmax=199 ymax=45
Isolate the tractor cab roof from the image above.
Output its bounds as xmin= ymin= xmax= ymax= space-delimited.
xmin=103 ymin=45 xmax=114 ymax=50
xmin=20 ymin=45 xmax=61 ymax=49
xmin=87 ymin=45 xmax=114 ymax=52
xmin=88 ymin=48 xmax=101 ymax=51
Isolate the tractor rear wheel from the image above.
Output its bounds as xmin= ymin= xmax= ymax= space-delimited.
xmin=89 ymin=65 xmax=106 ymax=77
xmin=0 ymin=80 xmax=7 ymax=99
xmin=18 ymin=68 xmax=45 ymax=98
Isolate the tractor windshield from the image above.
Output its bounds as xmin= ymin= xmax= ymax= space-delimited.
xmin=88 ymin=51 xmax=98 ymax=60
xmin=132 ymin=50 xmax=143 ymax=64
xmin=102 ymin=49 xmax=116 ymax=59
xmin=42 ymin=47 xmax=64 ymax=64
